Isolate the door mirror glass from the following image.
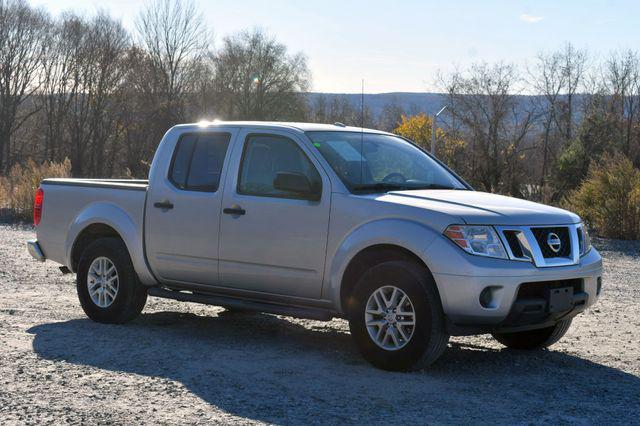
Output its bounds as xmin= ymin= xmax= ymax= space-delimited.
xmin=273 ymin=171 xmax=319 ymax=200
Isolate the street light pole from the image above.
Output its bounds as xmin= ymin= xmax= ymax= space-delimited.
xmin=431 ymin=105 xmax=448 ymax=155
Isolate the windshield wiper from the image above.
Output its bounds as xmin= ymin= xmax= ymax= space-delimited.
xmin=410 ymin=183 xmax=464 ymax=190
xmin=352 ymin=183 xmax=462 ymax=193
xmin=352 ymin=183 xmax=407 ymax=193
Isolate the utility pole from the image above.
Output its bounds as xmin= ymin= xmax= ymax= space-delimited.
xmin=431 ymin=105 xmax=448 ymax=155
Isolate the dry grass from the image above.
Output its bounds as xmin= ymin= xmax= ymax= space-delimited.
xmin=0 ymin=158 xmax=71 ymax=221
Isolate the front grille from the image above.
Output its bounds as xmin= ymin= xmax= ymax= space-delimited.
xmin=577 ymin=227 xmax=584 ymax=254
xmin=497 ymin=224 xmax=579 ymax=267
xmin=503 ymin=230 xmax=525 ymax=258
xmin=531 ymin=227 xmax=571 ymax=258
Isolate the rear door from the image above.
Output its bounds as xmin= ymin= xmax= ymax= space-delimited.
xmin=145 ymin=129 xmax=237 ymax=285
xmin=218 ymin=129 xmax=331 ymax=299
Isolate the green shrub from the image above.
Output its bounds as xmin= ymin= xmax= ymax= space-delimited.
xmin=0 ymin=159 xmax=71 ymax=221
xmin=564 ymin=154 xmax=640 ymax=240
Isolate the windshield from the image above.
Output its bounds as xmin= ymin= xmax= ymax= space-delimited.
xmin=306 ymin=131 xmax=467 ymax=193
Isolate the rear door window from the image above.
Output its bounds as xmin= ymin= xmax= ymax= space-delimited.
xmin=169 ymin=132 xmax=231 ymax=192
xmin=169 ymin=134 xmax=197 ymax=188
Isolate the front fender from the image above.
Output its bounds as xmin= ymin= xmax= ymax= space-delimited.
xmin=65 ymin=202 xmax=156 ymax=285
xmin=323 ymin=218 xmax=441 ymax=312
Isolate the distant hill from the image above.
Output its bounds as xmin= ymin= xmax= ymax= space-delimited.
xmin=305 ymin=92 xmax=448 ymax=117
xmin=305 ymin=92 xmax=586 ymax=123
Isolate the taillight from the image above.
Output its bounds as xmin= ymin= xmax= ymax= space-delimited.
xmin=34 ymin=187 xmax=44 ymax=226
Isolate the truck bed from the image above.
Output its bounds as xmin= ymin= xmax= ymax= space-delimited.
xmin=37 ymin=178 xmax=149 ymax=273
xmin=41 ymin=178 xmax=148 ymax=191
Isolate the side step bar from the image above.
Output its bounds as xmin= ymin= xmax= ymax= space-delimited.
xmin=147 ymin=287 xmax=334 ymax=321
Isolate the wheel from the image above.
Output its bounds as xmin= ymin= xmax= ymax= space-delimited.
xmin=492 ymin=318 xmax=573 ymax=350
xmin=76 ymin=237 xmax=147 ymax=324
xmin=347 ymin=260 xmax=449 ymax=371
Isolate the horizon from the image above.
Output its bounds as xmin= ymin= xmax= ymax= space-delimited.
xmin=27 ymin=0 xmax=640 ymax=94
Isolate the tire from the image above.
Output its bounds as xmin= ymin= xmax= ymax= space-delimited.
xmin=77 ymin=237 xmax=147 ymax=324
xmin=347 ymin=260 xmax=449 ymax=371
xmin=492 ymin=318 xmax=573 ymax=350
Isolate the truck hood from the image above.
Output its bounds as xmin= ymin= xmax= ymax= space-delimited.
xmin=380 ymin=190 xmax=581 ymax=226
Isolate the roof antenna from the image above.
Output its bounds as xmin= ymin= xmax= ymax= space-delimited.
xmin=361 ymin=79 xmax=365 ymax=130
xmin=360 ymin=79 xmax=365 ymax=185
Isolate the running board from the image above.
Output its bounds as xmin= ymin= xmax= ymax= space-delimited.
xmin=147 ymin=287 xmax=334 ymax=321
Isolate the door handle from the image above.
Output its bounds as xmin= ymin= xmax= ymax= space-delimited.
xmin=154 ymin=201 xmax=174 ymax=210
xmin=223 ymin=206 xmax=246 ymax=216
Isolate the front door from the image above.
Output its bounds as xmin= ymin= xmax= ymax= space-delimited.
xmin=218 ymin=130 xmax=331 ymax=299
xmin=145 ymin=129 xmax=237 ymax=285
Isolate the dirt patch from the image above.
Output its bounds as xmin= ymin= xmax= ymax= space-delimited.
xmin=1 ymin=225 xmax=638 ymax=424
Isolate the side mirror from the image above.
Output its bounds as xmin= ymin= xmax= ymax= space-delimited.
xmin=273 ymin=171 xmax=320 ymax=200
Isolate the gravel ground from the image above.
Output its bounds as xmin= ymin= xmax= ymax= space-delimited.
xmin=0 ymin=224 xmax=639 ymax=425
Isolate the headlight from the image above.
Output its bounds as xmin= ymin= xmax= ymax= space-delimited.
xmin=579 ymin=223 xmax=592 ymax=256
xmin=444 ymin=225 xmax=508 ymax=259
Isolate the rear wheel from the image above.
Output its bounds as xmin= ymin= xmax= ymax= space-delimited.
xmin=348 ymin=261 xmax=449 ymax=371
xmin=492 ymin=319 xmax=573 ymax=350
xmin=77 ymin=237 xmax=147 ymax=324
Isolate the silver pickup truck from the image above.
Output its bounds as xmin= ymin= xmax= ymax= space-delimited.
xmin=28 ymin=121 xmax=603 ymax=370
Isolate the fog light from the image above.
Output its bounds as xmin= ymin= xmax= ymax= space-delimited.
xmin=479 ymin=286 xmax=502 ymax=309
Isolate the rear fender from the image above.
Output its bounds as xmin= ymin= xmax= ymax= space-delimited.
xmin=65 ymin=202 xmax=157 ymax=286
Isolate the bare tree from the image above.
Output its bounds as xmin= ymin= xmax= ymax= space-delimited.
xmin=560 ymin=43 xmax=588 ymax=141
xmin=529 ymin=49 xmax=567 ymax=197
xmin=117 ymin=46 xmax=165 ymax=177
xmin=38 ymin=14 xmax=76 ymax=163
xmin=326 ymin=95 xmax=359 ymax=126
xmin=212 ymin=29 xmax=310 ymax=120
xmin=60 ymin=13 xmax=129 ymax=177
xmin=0 ymin=0 xmax=49 ymax=172
xmin=442 ymin=62 xmax=526 ymax=192
xmin=135 ymin=0 xmax=209 ymax=123
xmin=605 ymin=50 xmax=640 ymax=161
xmin=86 ymin=14 xmax=130 ymax=177
xmin=503 ymin=103 xmax=536 ymax=197
xmin=378 ymin=98 xmax=406 ymax=131
xmin=309 ymin=94 xmax=328 ymax=123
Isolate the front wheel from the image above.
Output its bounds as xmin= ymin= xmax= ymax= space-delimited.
xmin=348 ymin=261 xmax=449 ymax=371
xmin=492 ymin=319 xmax=573 ymax=350
xmin=77 ymin=237 xmax=147 ymax=324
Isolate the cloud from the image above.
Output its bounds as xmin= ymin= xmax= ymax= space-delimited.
xmin=520 ymin=14 xmax=544 ymax=24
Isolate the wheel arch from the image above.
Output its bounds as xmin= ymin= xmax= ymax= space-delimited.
xmin=325 ymin=218 xmax=443 ymax=314
xmin=70 ymin=223 xmax=123 ymax=272
xmin=340 ymin=244 xmax=433 ymax=314
xmin=65 ymin=202 xmax=156 ymax=285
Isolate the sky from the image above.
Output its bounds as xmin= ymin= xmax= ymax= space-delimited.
xmin=28 ymin=0 xmax=640 ymax=93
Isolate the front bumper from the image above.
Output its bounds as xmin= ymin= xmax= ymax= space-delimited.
xmin=425 ymin=237 xmax=603 ymax=333
xmin=27 ymin=239 xmax=46 ymax=262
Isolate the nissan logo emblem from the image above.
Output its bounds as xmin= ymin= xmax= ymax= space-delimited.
xmin=547 ymin=232 xmax=562 ymax=253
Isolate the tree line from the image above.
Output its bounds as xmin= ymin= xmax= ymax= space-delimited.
xmin=0 ymin=0 xmax=310 ymax=178
xmin=1 ymin=0 xmax=639 ymax=236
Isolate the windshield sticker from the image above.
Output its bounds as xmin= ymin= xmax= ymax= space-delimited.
xmin=326 ymin=140 xmax=363 ymax=162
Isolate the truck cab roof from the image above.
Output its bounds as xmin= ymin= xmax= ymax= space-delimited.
xmin=170 ymin=121 xmax=393 ymax=135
